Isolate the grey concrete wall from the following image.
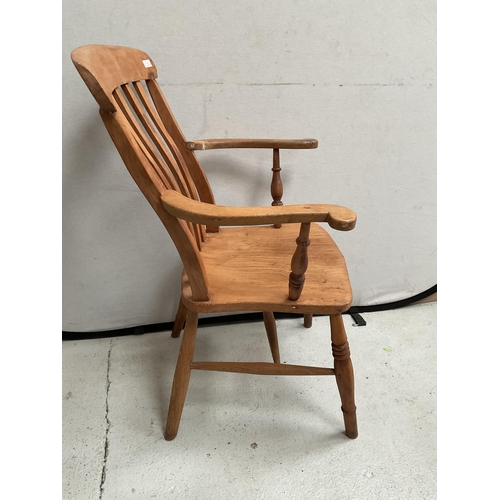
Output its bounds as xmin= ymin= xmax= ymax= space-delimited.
xmin=63 ymin=0 xmax=436 ymax=332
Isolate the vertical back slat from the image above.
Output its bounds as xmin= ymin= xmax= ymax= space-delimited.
xmin=129 ymin=82 xmax=206 ymax=244
xmin=122 ymin=84 xmax=192 ymax=197
xmin=134 ymin=84 xmax=198 ymax=196
xmin=146 ymin=79 xmax=219 ymax=234
xmin=113 ymin=89 xmax=178 ymax=191
xmin=114 ymin=88 xmax=202 ymax=248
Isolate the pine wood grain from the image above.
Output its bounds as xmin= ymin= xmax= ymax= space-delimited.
xmin=181 ymin=223 xmax=353 ymax=314
xmin=191 ymin=362 xmax=335 ymax=376
xmin=185 ymin=138 xmax=318 ymax=151
xmin=271 ymin=148 xmax=284 ymax=228
xmin=165 ymin=310 xmax=198 ymax=440
xmin=161 ymin=190 xmax=357 ymax=231
xmin=330 ymin=314 xmax=358 ymax=439
xmin=289 ymin=222 xmax=311 ymax=300
xmin=71 ymin=44 xmax=158 ymax=112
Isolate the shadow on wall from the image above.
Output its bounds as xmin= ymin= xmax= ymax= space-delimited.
xmin=63 ymin=110 xmax=186 ymax=331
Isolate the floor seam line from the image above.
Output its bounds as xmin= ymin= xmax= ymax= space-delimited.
xmin=99 ymin=339 xmax=112 ymax=500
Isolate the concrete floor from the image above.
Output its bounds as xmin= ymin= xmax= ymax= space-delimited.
xmin=62 ymin=302 xmax=436 ymax=500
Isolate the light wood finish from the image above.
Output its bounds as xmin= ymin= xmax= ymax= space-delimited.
xmin=71 ymin=44 xmax=158 ymax=112
xmin=165 ymin=310 xmax=198 ymax=440
xmin=263 ymin=312 xmax=280 ymax=363
xmin=112 ymin=86 xmax=204 ymax=248
xmin=146 ymin=80 xmax=219 ymax=234
xmin=181 ymin=224 xmax=352 ymax=314
xmin=288 ymin=223 xmax=311 ymax=301
xmin=191 ymin=362 xmax=335 ymax=376
xmin=271 ymin=149 xmax=284 ymax=228
xmin=330 ymin=314 xmax=358 ymax=439
xmin=172 ymin=297 xmax=188 ymax=338
xmin=72 ymin=44 xmax=359 ymax=441
xmin=98 ymin=108 xmax=211 ymax=301
xmin=185 ymin=138 xmax=318 ymax=151
xmin=161 ymin=190 xmax=356 ymax=231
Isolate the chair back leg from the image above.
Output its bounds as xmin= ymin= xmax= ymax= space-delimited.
xmin=304 ymin=313 xmax=313 ymax=328
xmin=263 ymin=311 xmax=281 ymax=363
xmin=165 ymin=310 xmax=198 ymax=440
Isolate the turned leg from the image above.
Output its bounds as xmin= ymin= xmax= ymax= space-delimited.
xmin=304 ymin=314 xmax=313 ymax=328
xmin=271 ymin=149 xmax=283 ymax=229
xmin=171 ymin=297 xmax=188 ymax=338
xmin=263 ymin=311 xmax=280 ymax=363
xmin=165 ymin=310 xmax=198 ymax=440
xmin=330 ymin=314 xmax=358 ymax=439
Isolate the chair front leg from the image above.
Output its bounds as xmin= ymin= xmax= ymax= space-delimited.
xmin=165 ymin=309 xmax=198 ymax=440
xmin=330 ymin=314 xmax=358 ymax=439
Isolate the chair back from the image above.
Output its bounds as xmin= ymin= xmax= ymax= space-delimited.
xmin=71 ymin=44 xmax=214 ymax=300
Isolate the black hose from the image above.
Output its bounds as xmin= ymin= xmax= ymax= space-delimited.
xmin=62 ymin=285 xmax=436 ymax=340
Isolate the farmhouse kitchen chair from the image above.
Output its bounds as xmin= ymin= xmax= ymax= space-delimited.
xmin=71 ymin=44 xmax=358 ymax=441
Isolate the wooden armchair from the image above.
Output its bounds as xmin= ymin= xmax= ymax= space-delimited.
xmin=71 ymin=44 xmax=358 ymax=441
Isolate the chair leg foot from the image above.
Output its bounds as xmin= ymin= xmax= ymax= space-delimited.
xmin=171 ymin=298 xmax=188 ymax=338
xmin=164 ymin=429 xmax=179 ymax=441
xmin=164 ymin=310 xmax=198 ymax=440
xmin=330 ymin=314 xmax=358 ymax=439
xmin=342 ymin=407 xmax=358 ymax=439
xmin=304 ymin=313 xmax=313 ymax=328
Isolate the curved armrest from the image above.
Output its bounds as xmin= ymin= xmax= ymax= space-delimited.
xmin=185 ymin=138 xmax=318 ymax=151
xmin=161 ymin=191 xmax=356 ymax=231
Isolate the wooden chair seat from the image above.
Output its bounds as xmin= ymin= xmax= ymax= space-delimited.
xmin=181 ymin=223 xmax=352 ymax=315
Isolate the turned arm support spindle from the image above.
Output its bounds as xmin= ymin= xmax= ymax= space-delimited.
xmin=271 ymin=149 xmax=283 ymax=228
xmin=288 ymin=222 xmax=311 ymax=301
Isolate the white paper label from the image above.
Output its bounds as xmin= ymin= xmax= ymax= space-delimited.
xmin=142 ymin=59 xmax=152 ymax=68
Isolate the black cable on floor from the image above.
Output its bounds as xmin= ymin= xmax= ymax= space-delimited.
xmin=346 ymin=284 xmax=437 ymax=326
xmin=62 ymin=284 xmax=436 ymax=340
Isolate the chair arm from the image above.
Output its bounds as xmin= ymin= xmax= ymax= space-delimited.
xmin=160 ymin=191 xmax=356 ymax=231
xmin=185 ymin=138 xmax=318 ymax=151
